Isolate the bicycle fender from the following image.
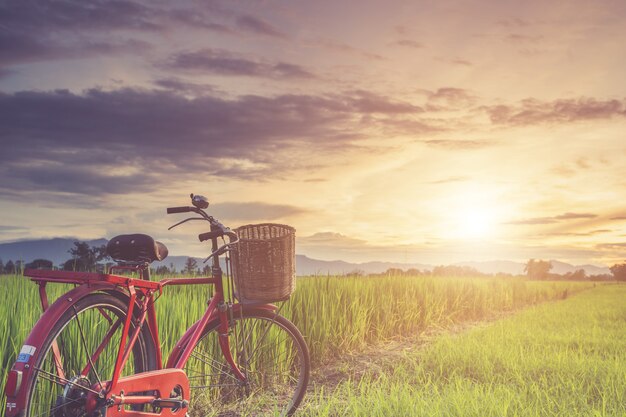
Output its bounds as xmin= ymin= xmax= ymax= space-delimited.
xmin=3 ymin=283 xmax=132 ymax=417
xmin=165 ymin=303 xmax=277 ymax=369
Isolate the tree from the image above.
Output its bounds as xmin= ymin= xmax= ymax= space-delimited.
xmin=5 ymin=260 xmax=15 ymax=274
xmin=184 ymin=257 xmax=198 ymax=275
xmin=155 ymin=265 xmax=171 ymax=275
xmin=570 ymin=269 xmax=586 ymax=281
xmin=25 ymin=259 xmax=54 ymax=270
xmin=0 ymin=258 xmax=4 ymax=274
xmin=524 ymin=259 xmax=552 ymax=280
xmin=385 ymin=268 xmax=405 ymax=277
xmin=201 ymin=264 xmax=211 ymax=276
xmin=64 ymin=241 xmax=110 ymax=272
xmin=609 ymin=262 xmax=626 ymax=281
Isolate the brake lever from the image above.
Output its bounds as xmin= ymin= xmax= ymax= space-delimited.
xmin=203 ymin=244 xmax=234 ymax=263
xmin=168 ymin=217 xmax=206 ymax=230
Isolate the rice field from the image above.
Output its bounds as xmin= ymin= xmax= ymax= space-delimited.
xmin=0 ymin=272 xmax=596 ymax=413
xmin=300 ymin=284 xmax=626 ymax=417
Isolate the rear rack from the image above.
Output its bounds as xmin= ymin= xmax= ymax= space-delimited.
xmin=23 ymin=269 xmax=217 ymax=290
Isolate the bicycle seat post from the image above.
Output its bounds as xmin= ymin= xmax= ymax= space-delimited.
xmin=142 ymin=264 xmax=151 ymax=281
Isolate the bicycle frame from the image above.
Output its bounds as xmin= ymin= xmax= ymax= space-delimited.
xmin=4 ymin=239 xmax=277 ymax=417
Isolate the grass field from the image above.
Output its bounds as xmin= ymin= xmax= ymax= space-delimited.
xmin=301 ymin=284 xmax=626 ymax=417
xmin=0 ymin=273 xmax=607 ymax=414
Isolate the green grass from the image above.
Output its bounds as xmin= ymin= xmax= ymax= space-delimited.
xmin=1 ymin=272 xmax=595 ymax=412
xmin=301 ymin=284 xmax=626 ymax=417
xmin=284 ymin=276 xmax=594 ymax=362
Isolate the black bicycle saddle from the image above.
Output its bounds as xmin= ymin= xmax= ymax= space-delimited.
xmin=107 ymin=234 xmax=168 ymax=264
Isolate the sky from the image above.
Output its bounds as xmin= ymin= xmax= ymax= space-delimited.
xmin=1 ymin=0 xmax=625 ymax=266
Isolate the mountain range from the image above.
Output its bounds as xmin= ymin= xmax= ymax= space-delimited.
xmin=0 ymin=238 xmax=611 ymax=276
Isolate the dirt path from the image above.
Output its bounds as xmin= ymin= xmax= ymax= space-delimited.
xmin=308 ymin=308 xmax=524 ymax=391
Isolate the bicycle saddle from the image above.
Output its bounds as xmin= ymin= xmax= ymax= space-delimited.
xmin=107 ymin=234 xmax=168 ymax=264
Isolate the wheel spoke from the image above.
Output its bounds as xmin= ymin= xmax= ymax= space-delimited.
xmin=33 ymin=367 xmax=102 ymax=395
xmin=181 ymin=312 xmax=309 ymax=417
xmin=189 ymin=351 xmax=241 ymax=382
xmin=72 ymin=305 xmax=103 ymax=387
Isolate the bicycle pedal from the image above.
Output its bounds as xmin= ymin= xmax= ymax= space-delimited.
xmin=152 ymin=398 xmax=189 ymax=409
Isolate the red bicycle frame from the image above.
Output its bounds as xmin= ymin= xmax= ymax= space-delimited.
xmin=4 ymin=262 xmax=276 ymax=417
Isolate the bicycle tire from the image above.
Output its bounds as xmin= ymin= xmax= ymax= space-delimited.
xmin=178 ymin=309 xmax=310 ymax=417
xmin=22 ymin=292 xmax=158 ymax=417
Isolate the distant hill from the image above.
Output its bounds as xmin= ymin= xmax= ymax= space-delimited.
xmin=0 ymin=238 xmax=611 ymax=276
xmin=454 ymin=260 xmax=610 ymax=276
xmin=296 ymin=255 xmax=432 ymax=276
xmin=0 ymin=238 xmax=108 ymax=267
xmin=453 ymin=260 xmax=526 ymax=275
xmin=548 ymin=260 xmax=610 ymax=276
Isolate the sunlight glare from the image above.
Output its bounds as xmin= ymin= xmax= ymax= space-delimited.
xmin=438 ymin=185 xmax=505 ymax=241
xmin=457 ymin=207 xmax=495 ymax=239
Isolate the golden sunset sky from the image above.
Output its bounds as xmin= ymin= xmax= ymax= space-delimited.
xmin=0 ymin=0 xmax=625 ymax=266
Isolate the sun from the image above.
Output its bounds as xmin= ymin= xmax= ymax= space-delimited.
xmin=455 ymin=207 xmax=495 ymax=240
xmin=436 ymin=185 xmax=505 ymax=241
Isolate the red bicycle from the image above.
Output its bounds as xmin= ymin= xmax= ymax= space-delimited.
xmin=4 ymin=194 xmax=310 ymax=417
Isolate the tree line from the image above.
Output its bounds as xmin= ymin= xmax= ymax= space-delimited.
xmin=361 ymin=259 xmax=626 ymax=281
xmin=2 ymin=241 xmax=626 ymax=281
xmin=0 ymin=241 xmax=207 ymax=276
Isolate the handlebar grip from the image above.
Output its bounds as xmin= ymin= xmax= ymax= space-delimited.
xmin=167 ymin=206 xmax=191 ymax=214
xmin=199 ymin=230 xmax=222 ymax=242
xmin=199 ymin=230 xmax=239 ymax=242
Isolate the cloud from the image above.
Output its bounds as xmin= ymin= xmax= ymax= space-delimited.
xmin=0 ymin=0 xmax=162 ymax=66
xmin=235 ymin=14 xmax=287 ymax=38
xmin=505 ymin=34 xmax=543 ymax=43
xmin=422 ymin=87 xmax=476 ymax=110
xmin=508 ymin=212 xmax=597 ymax=225
xmin=426 ymin=176 xmax=470 ymax=184
xmin=310 ymin=39 xmax=385 ymax=61
xmin=0 ymin=31 xmax=153 ymax=67
xmin=210 ymin=202 xmax=309 ymax=222
xmin=496 ymin=18 xmax=531 ymax=27
xmin=153 ymin=77 xmax=221 ymax=95
xmin=554 ymin=213 xmax=597 ymax=220
xmin=392 ymin=40 xmax=423 ymax=48
xmin=298 ymin=232 xmax=369 ymax=248
xmin=0 ymin=2 xmax=283 ymax=67
xmin=4 ymin=163 xmax=157 ymax=195
xmin=0 ymin=68 xmax=13 ymax=79
xmin=551 ymin=157 xmax=601 ymax=178
xmin=345 ymin=90 xmax=422 ymax=114
xmin=486 ymin=97 xmax=626 ymax=125
xmin=596 ymin=242 xmax=626 ymax=250
xmin=547 ymin=229 xmax=611 ymax=237
xmin=508 ymin=217 xmax=558 ymax=225
xmin=423 ymin=139 xmax=491 ymax=149
xmin=0 ymin=87 xmax=434 ymax=197
xmin=610 ymin=216 xmax=626 ymax=220
xmin=0 ymin=0 xmax=161 ymax=33
xmin=167 ymin=8 xmax=235 ymax=33
xmin=164 ymin=49 xmax=315 ymax=79
xmin=450 ymin=58 xmax=473 ymax=66
xmin=0 ymin=225 xmax=27 ymax=231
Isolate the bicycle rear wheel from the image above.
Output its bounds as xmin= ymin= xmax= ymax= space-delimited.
xmin=181 ymin=309 xmax=310 ymax=417
xmin=23 ymin=293 xmax=157 ymax=417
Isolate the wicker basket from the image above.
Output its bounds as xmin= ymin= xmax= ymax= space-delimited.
xmin=231 ymin=223 xmax=296 ymax=304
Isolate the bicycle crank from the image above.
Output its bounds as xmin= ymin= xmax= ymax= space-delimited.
xmin=87 ymin=369 xmax=190 ymax=417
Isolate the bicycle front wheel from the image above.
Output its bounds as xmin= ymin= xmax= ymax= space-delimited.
xmin=181 ymin=309 xmax=310 ymax=417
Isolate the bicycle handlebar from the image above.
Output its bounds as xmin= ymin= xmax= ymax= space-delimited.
xmin=167 ymin=206 xmax=192 ymax=214
xmin=167 ymin=195 xmax=239 ymax=263
xmin=198 ymin=230 xmax=238 ymax=242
